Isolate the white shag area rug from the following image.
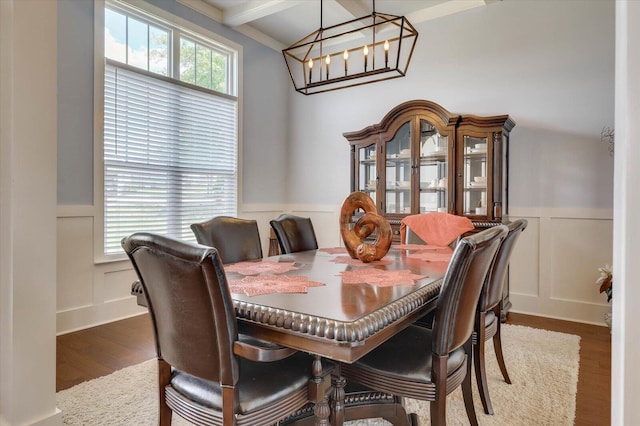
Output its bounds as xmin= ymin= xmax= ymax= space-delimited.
xmin=57 ymin=324 xmax=580 ymax=425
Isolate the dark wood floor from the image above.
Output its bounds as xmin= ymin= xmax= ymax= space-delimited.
xmin=57 ymin=312 xmax=611 ymax=425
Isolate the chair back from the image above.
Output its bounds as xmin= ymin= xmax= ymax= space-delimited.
xmin=400 ymin=212 xmax=474 ymax=246
xmin=190 ymin=216 xmax=263 ymax=264
xmin=432 ymin=225 xmax=507 ymax=356
xmin=479 ymin=219 xmax=528 ymax=312
xmin=406 ymin=224 xmax=459 ymax=249
xmin=122 ymin=233 xmax=238 ymax=386
xmin=270 ymin=214 xmax=318 ymax=254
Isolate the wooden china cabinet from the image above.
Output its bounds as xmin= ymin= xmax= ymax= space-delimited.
xmin=344 ymin=99 xmax=516 ymax=318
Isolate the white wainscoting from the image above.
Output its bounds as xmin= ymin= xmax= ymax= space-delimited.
xmin=56 ymin=204 xmax=611 ymax=334
xmin=508 ymin=208 xmax=613 ymax=326
xmin=56 ymin=205 xmax=145 ymax=334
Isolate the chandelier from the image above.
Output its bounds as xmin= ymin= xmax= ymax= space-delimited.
xmin=282 ymin=0 xmax=418 ymax=95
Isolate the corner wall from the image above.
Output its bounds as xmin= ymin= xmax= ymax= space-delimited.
xmin=1 ymin=1 xmax=61 ymax=424
xmin=613 ymin=1 xmax=640 ymax=423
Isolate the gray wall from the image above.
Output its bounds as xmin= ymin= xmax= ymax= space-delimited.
xmin=58 ymin=0 xmax=95 ymax=204
xmin=58 ymin=0 xmax=614 ymax=210
xmin=285 ymin=0 xmax=615 ymax=210
xmin=57 ymin=0 xmax=291 ymax=206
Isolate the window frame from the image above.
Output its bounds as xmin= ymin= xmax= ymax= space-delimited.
xmin=94 ymin=0 xmax=243 ymax=262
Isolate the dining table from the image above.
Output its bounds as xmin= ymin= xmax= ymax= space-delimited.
xmin=225 ymin=244 xmax=451 ymax=425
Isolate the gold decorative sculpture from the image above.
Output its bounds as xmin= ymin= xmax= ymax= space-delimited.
xmin=340 ymin=191 xmax=392 ymax=263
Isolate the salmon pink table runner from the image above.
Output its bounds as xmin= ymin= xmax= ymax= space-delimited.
xmin=228 ymin=275 xmax=325 ymax=296
xmin=225 ymin=260 xmax=320 ymax=296
xmin=224 ymin=260 xmax=298 ymax=275
xmin=225 ymin=247 xmax=449 ymax=296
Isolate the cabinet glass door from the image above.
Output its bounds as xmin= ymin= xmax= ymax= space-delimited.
xmin=462 ymin=135 xmax=488 ymax=216
xmin=385 ymin=122 xmax=411 ymax=214
xmin=358 ymin=144 xmax=377 ymax=199
xmin=419 ymin=120 xmax=448 ymax=213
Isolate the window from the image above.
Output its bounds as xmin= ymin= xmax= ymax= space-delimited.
xmin=104 ymin=7 xmax=170 ymax=75
xmin=180 ymin=37 xmax=229 ymax=93
xmin=101 ymin=2 xmax=239 ymax=256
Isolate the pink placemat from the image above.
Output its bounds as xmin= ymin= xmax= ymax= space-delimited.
xmin=224 ymin=261 xmax=298 ymax=276
xmin=339 ymin=269 xmax=427 ymax=287
xmin=406 ymin=251 xmax=453 ymax=263
xmin=318 ymin=247 xmax=348 ymax=254
xmin=330 ymin=256 xmax=394 ymax=267
xmin=228 ymin=275 xmax=325 ymax=296
xmin=392 ymin=244 xmax=451 ymax=252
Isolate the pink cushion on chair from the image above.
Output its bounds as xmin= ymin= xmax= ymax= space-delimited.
xmin=400 ymin=213 xmax=475 ymax=246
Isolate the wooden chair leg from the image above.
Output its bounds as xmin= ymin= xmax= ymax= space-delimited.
xmin=462 ymin=339 xmax=479 ymax=426
xmin=474 ymin=312 xmax=494 ymax=415
xmin=157 ymin=359 xmax=172 ymax=426
xmin=430 ymin=354 xmax=448 ymax=426
xmin=430 ymin=400 xmax=446 ymax=426
xmin=492 ymin=305 xmax=512 ymax=384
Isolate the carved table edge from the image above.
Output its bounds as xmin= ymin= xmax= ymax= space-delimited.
xmin=234 ymin=278 xmax=442 ymax=344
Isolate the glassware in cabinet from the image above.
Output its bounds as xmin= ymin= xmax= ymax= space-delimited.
xmin=384 ymin=122 xmax=411 ymax=215
xmin=462 ymin=135 xmax=488 ymax=216
xmin=419 ymin=120 xmax=449 ymax=213
xmin=358 ymin=144 xmax=377 ymax=195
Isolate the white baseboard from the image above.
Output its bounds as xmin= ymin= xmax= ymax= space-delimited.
xmin=56 ymin=297 xmax=146 ymax=335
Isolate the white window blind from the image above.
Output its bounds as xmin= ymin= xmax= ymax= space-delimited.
xmin=104 ymin=62 xmax=237 ymax=254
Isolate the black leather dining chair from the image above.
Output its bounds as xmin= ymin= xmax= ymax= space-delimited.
xmin=132 ymin=216 xmax=264 ymax=307
xmin=190 ymin=216 xmax=263 ymax=264
xmin=473 ymin=218 xmax=528 ymax=415
xmin=122 ymin=232 xmax=327 ymax=426
xmin=340 ymin=225 xmax=508 ymax=426
xmin=270 ymin=214 xmax=318 ymax=254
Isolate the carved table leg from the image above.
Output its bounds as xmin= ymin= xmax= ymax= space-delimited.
xmin=311 ymin=355 xmax=331 ymax=426
xmin=330 ymin=373 xmax=346 ymax=426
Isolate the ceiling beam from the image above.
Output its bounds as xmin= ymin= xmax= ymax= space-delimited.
xmin=222 ymin=0 xmax=298 ymax=27
xmin=176 ymin=0 xmax=223 ymax=22
xmin=233 ymin=24 xmax=287 ymax=51
xmin=407 ymin=0 xmax=488 ymax=24
xmin=335 ymin=0 xmax=370 ymax=19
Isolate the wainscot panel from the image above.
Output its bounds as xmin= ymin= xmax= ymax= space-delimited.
xmin=56 ymin=205 xmax=612 ymax=333
xmin=508 ymin=208 xmax=613 ymax=326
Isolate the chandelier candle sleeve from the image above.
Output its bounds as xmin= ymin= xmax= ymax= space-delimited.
xmin=326 ymin=55 xmax=330 ymax=80
xmin=308 ymin=58 xmax=313 ymax=82
xmin=344 ymin=50 xmax=348 ymax=75
xmin=384 ymin=40 xmax=389 ymax=67
xmin=363 ymin=45 xmax=368 ymax=71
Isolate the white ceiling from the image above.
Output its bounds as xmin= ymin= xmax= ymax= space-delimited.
xmin=179 ymin=0 xmax=498 ymax=51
